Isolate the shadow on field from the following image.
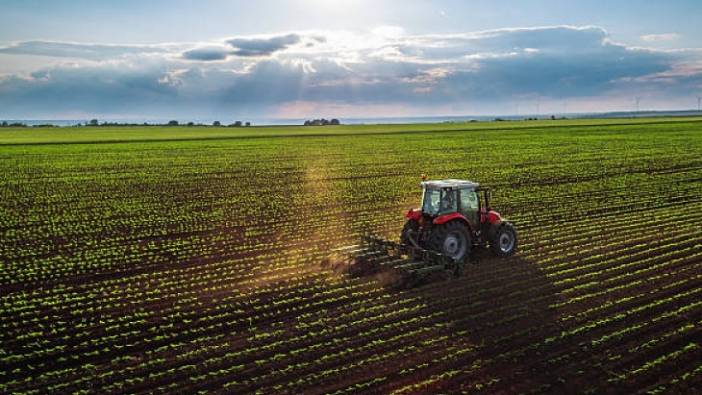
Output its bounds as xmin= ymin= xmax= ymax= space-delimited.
xmin=392 ymin=248 xmax=564 ymax=392
xmin=226 ymin=238 xmax=566 ymax=394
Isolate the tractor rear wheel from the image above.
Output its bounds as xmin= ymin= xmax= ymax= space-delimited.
xmin=427 ymin=221 xmax=471 ymax=261
xmin=491 ymin=222 xmax=517 ymax=257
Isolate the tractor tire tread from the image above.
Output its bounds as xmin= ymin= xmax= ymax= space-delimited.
xmin=427 ymin=220 xmax=471 ymax=261
xmin=490 ymin=222 xmax=518 ymax=257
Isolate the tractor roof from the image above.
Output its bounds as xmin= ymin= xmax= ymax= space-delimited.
xmin=422 ymin=179 xmax=480 ymax=190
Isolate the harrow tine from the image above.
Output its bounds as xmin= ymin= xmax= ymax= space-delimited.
xmin=379 ymin=257 xmax=411 ymax=268
xmin=392 ymin=260 xmax=430 ymax=271
xmin=329 ymin=244 xmax=364 ymax=253
xmin=408 ymin=264 xmax=447 ymax=276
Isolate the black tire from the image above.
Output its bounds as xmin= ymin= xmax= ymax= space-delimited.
xmin=400 ymin=220 xmax=419 ymax=245
xmin=427 ymin=220 xmax=471 ymax=262
xmin=491 ymin=222 xmax=517 ymax=257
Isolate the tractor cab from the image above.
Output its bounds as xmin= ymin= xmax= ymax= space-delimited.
xmin=419 ymin=179 xmax=485 ymax=231
xmin=403 ymin=178 xmax=516 ymax=261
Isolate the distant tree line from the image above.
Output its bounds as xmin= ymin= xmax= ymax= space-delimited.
xmin=1 ymin=121 xmax=28 ymax=127
xmin=81 ymin=119 xmax=253 ymax=127
xmin=303 ymin=118 xmax=340 ymax=126
xmin=0 ymin=121 xmax=56 ymax=128
xmin=175 ymin=120 xmax=251 ymax=127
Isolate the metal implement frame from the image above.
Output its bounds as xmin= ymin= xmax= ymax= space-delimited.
xmin=361 ymin=235 xmax=465 ymax=277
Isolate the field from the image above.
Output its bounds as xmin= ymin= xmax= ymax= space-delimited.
xmin=1 ymin=117 xmax=701 ymax=394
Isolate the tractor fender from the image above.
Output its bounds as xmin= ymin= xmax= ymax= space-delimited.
xmin=433 ymin=212 xmax=471 ymax=229
xmin=481 ymin=210 xmax=502 ymax=225
xmin=405 ymin=208 xmax=422 ymax=221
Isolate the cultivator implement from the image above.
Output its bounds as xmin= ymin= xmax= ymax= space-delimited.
xmin=325 ymin=235 xmax=467 ymax=286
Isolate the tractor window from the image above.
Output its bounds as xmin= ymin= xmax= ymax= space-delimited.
xmin=440 ymin=189 xmax=457 ymax=212
xmin=461 ymin=190 xmax=479 ymax=211
xmin=422 ymin=189 xmax=441 ymax=215
xmin=422 ymin=188 xmax=456 ymax=215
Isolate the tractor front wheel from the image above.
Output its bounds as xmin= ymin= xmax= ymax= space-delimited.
xmin=491 ymin=222 xmax=517 ymax=257
xmin=427 ymin=221 xmax=471 ymax=262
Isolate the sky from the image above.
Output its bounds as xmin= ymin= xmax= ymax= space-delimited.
xmin=1 ymin=0 xmax=701 ymax=120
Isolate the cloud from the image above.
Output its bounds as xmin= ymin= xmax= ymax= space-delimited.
xmin=181 ymin=33 xmax=310 ymax=62
xmin=0 ymin=40 xmax=169 ymax=60
xmin=0 ymin=25 xmax=700 ymax=118
xmin=0 ymin=63 xmax=178 ymax=117
xmin=394 ymin=26 xmax=610 ymax=61
xmin=182 ymin=46 xmax=231 ymax=61
xmin=226 ymin=33 xmax=301 ymax=57
xmin=641 ymin=33 xmax=681 ymax=42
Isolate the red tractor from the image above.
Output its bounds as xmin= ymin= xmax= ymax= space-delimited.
xmin=400 ymin=178 xmax=517 ymax=262
xmin=331 ymin=178 xmax=517 ymax=282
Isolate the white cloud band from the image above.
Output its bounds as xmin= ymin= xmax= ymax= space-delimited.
xmin=0 ymin=25 xmax=700 ymax=118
